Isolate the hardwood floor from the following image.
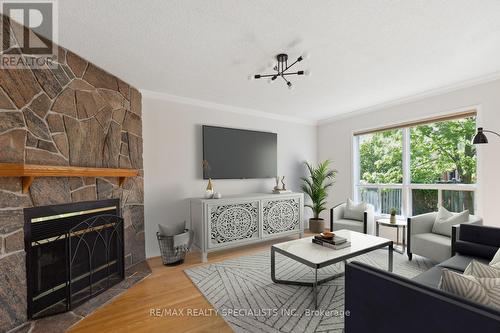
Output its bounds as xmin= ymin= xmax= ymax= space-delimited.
xmin=68 ymin=234 xmax=304 ymax=333
xmin=68 ymin=230 xmax=402 ymax=333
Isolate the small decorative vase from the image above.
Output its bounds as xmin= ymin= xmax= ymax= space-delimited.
xmin=205 ymin=178 xmax=214 ymax=198
xmin=390 ymin=215 xmax=396 ymax=224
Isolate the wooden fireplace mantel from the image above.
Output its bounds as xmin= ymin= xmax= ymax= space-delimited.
xmin=0 ymin=163 xmax=139 ymax=193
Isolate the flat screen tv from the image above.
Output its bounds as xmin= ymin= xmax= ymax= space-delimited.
xmin=202 ymin=125 xmax=277 ymax=179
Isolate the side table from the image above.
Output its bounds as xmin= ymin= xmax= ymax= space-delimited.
xmin=376 ymin=218 xmax=406 ymax=254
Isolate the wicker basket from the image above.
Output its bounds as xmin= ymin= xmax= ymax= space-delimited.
xmin=157 ymin=229 xmax=193 ymax=265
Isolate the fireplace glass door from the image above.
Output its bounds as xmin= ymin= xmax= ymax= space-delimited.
xmin=24 ymin=199 xmax=124 ymax=319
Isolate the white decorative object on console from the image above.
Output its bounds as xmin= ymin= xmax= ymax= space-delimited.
xmin=190 ymin=193 xmax=304 ymax=262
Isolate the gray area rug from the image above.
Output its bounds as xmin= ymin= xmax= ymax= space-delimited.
xmin=185 ymin=249 xmax=434 ymax=333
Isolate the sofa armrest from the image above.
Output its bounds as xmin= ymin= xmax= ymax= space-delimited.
xmin=407 ymin=212 xmax=436 ymax=255
xmin=345 ymin=262 xmax=500 ymax=333
xmin=330 ymin=203 xmax=346 ymax=231
xmin=408 ymin=212 xmax=437 ymax=235
xmin=363 ymin=204 xmax=374 ymax=234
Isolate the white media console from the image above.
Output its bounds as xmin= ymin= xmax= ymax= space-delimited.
xmin=190 ymin=192 xmax=304 ymax=262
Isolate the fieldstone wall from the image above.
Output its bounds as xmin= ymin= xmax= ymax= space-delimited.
xmin=0 ymin=15 xmax=145 ymax=332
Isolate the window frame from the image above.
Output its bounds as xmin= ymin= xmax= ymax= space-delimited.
xmin=353 ymin=116 xmax=477 ymax=218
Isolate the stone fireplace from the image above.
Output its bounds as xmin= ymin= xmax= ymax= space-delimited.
xmin=0 ymin=15 xmax=145 ymax=332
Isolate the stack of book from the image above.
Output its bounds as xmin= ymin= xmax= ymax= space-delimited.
xmin=312 ymin=235 xmax=351 ymax=250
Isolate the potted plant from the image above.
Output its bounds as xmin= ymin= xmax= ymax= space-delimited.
xmin=301 ymin=160 xmax=337 ymax=233
xmin=390 ymin=208 xmax=397 ymax=224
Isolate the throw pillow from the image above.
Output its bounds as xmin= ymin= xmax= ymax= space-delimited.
xmin=464 ymin=260 xmax=500 ymax=278
xmin=490 ymin=248 xmax=500 ymax=269
xmin=432 ymin=207 xmax=469 ymax=237
xmin=474 ymin=277 xmax=500 ymax=309
xmin=439 ymin=269 xmax=492 ymax=307
xmin=173 ymin=230 xmax=191 ymax=248
xmin=343 ymin=198 xmax=366 ymax=222
xmin=460 ymin=260 xmax=500 ymax=310
xmin=158 ymin=221 xmax=186 ymax=236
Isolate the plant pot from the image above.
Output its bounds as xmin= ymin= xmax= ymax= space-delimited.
xmin=309 ymin=218 xmax=325 ymax=233
xmin=390 ymin=215 xmax=396 ymax=224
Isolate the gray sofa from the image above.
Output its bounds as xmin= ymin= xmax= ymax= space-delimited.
xmin=345 ymin=224 xmax=500 ymax=333
xmin=407 ymin=211 xmax=482 ymax=262
xmin=329 ymin=202 xmax=374 ymax=234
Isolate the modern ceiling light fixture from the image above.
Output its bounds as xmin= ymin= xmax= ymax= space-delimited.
xmin=253 ymin=53 xmax=309 ymax=89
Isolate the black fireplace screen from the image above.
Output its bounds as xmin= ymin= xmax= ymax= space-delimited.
xmin=24 ymin=199 xmax=124 ymax=319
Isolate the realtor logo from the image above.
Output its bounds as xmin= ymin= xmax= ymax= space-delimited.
xmin=1 ymin=0 xmax=58 ymax=68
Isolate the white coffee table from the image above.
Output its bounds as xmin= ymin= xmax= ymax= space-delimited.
xmin=271 ymin=229 xmax=393 ymax=308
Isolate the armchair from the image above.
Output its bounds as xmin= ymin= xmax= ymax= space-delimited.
xmin=329 ymin=202 xmax=374 ymax=234
xmin=407 ymin=211 xmax=482 ymax=262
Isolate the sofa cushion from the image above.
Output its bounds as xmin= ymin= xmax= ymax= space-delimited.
xmin=343 ymin=199 xmax=366 ymax=222
xmin=331 ymin=218 xmax=364 ymax=233
xmin=432 ymin=207 xmax=469 ymax=237
xmin=439 ymin=254 xmax=490 ymax=272
xmin=459 ymin=224 xmax=500 ymax=248
xmin=412 ymin=232 xmax=451 ymax=263
xmin=413 ymin=266 xmax=451 ymax=288
xmin=455 ymin=240 xmax=499 ymax=260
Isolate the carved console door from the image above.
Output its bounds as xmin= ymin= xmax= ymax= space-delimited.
xmin=262 ymin=197 xmax=301 ymax=237
xmin=191 ymin=193 xmax=304 ymax=262
xmin=208 ymin=201 xmax=259 ymax=248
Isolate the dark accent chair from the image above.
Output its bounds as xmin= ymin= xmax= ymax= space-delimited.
xmin=345 ymin=224 xmax=500 ymax=333
xmin=329 ymin=202 xmax=373 ymax=234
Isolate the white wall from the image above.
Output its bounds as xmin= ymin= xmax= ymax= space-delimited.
xmin=143 ymin=96 xmax=317 ymax=258
xmin=318 ymin=78 xmax=500 ymax=227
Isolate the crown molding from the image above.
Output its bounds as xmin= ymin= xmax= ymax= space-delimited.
xmin=140 ymin=89 xmax=317 ymax=126
xmin=318 ymin=71 xmax=500 ymax=125
xmin=141 ymin=70 xmax=500 ymax=128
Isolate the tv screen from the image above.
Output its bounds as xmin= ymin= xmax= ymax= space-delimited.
xmin=202 ymin=125 xmax=277 ymax=179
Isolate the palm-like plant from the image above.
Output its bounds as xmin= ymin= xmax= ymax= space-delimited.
xmin=300 ymin=160 xmax=337 ymax=219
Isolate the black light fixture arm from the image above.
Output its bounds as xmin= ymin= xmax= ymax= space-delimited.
xmin=282 ymin=56 xmax=302 ymax=73
xmin=254 ymin=71 xmax=304 ymax=79
xmin=481 ymin=128 xmax=500 ymax=138
xmin=253 ymin=53 xmax=307 ymax=88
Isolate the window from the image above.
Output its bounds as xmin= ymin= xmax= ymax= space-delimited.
xmin=354 ymin=113 xmax=477 ymax=216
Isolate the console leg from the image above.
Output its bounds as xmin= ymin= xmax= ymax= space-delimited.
xmin=201 ymin=252 xmax=208 ymax=263
xmin=407 ymin=252 xmax=412 ymax=261
xmin=271 ymin=247 xmax=276 ymax=283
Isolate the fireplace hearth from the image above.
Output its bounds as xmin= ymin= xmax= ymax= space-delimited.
xmin=24 ymin=199 xmax=124 ymax=319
